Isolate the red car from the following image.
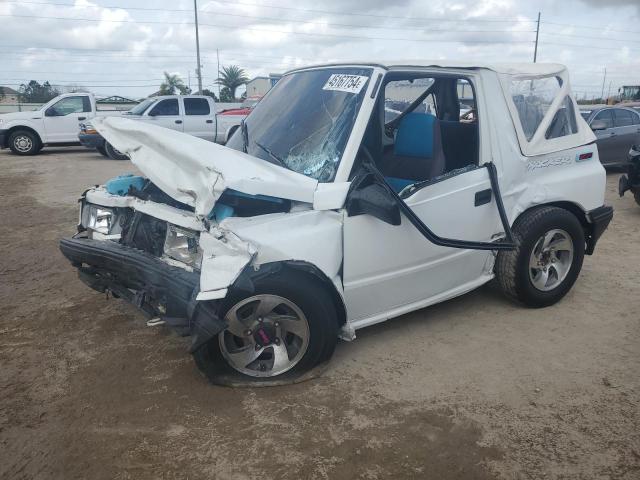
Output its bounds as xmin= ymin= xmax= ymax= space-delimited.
xmin=219 ymin=96 xmax=262 ymax=117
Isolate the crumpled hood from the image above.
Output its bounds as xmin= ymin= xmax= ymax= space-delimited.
xmin=93 ymin=116 xmax=318 ymax=216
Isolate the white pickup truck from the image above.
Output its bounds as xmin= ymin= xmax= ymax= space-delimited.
xmin=0 ymin=93 xmax=244 ymax=156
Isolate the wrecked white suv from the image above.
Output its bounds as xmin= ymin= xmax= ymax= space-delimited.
xmin=60 ymin=62 xmax=613 ymax=384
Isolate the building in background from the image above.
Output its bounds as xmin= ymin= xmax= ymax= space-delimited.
xmin=245 ymin=74 xmax=282 ymax=98
xmin=0 ymin=86 xmax=19 ymax=104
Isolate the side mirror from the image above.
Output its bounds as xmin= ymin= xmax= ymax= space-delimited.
xmin=346 ymin=177 xmax=401 ymax=226
xmin=44 ymin=107 xmax=58 ymax=117
xmin=591 ymin=120 xmax=607 ymax=131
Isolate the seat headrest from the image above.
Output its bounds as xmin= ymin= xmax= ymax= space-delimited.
xmin=394 ymin=112 xmax=438 ymax=158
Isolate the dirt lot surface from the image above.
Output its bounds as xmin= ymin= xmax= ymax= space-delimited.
xmin=0 ymin=147 xmax=638 ymax=480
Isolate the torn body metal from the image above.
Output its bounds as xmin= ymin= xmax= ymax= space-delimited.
xmin=92 ymin=117 xmax=318 ymax=217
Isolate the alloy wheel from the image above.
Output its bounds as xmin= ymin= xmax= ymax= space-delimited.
xmin=528 ymin=229 xmax=574 ymax=291
xmin=218 ymin=294 xmax=310 ymax=377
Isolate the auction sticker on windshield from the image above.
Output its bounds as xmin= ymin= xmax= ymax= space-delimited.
xmin=322 ymin=74 xmax=369 ymax=94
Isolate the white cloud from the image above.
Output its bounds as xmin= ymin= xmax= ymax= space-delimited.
xmin=0 ymin=0 xmax=638 ymax=99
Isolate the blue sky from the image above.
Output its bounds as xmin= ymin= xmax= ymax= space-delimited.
xmin=0 ymin=0 xmax=638 ymax=99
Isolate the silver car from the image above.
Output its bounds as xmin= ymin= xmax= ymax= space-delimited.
xmin=580 ymin=106 xmax=640 ymax=167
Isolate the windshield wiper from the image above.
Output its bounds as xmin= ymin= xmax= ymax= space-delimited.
xmin=254 ymin=140 xmax=288 ymax=169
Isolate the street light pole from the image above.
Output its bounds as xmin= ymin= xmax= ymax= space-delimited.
xmin=533 ymin=12 xmax=541 ymax=63
xmin=194 ymin=0 xmax=202 ymax=93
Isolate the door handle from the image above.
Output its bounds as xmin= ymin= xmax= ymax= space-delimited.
xmin=474 ymin=189 xmax=492 ymax=206
xmin=206 ymin=119 xmax=213 ymax=124
xmin=175 ymin=120 xmax=183 ymax=124
xmin=78 ymin=116 xmax=86 ymax=121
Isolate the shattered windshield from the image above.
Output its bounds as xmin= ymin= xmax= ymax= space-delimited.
xmin=226 ymin=67 xmax=372 ymax=182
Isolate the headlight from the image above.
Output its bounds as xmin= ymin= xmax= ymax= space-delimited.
xmin=82 ymin=204 xmax=114 ymax=234
xmin=0 ymin=119 xmax=4 ymax=125
xmin=164 ymin=225 xmax=202 ymax=268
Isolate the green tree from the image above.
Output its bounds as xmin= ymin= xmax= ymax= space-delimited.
xmin=18 ymin=80 xmax=60 ymax=103
xmin=218 ymin=87 xmax=234 ymax=102
xmin=200 ymin=88 xmax=218 ymax=101
xmin=159 ymin=72 xmax=190 ymax=95
xmin=215 ymin=65 xmax=249 ymax=101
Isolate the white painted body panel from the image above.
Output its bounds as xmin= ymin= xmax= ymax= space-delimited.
xmin=343 ymin=167 xmax=499 ymax=323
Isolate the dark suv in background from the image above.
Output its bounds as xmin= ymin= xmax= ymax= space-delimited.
xmin=580 ymin=106 xmax=640 ymax=167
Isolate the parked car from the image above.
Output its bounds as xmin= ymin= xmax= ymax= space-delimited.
xmin=60 ymin=62 xmax=612 ymax=385
xmin=0 ymin=93 xmax=124 ymax=155
xmin=579 ymin=106 xmax=640 ymax=167
xmin=619 ymin=144 xmax=640 ymax=206
xmin=79 ymin=95 xmax=245 ymax=160
xmin=217 ymin=95 xmax=262 ymax=117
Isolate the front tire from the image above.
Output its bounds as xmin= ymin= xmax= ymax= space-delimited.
xmin=496 ymin=206 xmax=585 ymax=308
xmin=96 ymin=143 xmax=109 ymax=157
xmin=193 ymin=271 xmax=339 ymax=386
xmin=104 ymin=141 xmax=129 ymax=160
xmin=8 ymin=130 xmax=41 ymax=156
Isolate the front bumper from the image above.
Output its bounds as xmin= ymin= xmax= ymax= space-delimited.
xmin=59 ymin=236 xmax=226 ymax=351
xmin=585 ymin=205 xmax=614 ymax=255
xmin=78 ymin=132 xmax=104 ymax=150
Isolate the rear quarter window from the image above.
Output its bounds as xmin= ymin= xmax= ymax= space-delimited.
xmin=184 ymin=98 xmax=210 ymax=115
xmin=614 ymin=109 xmax=634 ymax=127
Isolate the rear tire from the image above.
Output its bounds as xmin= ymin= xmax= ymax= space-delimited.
xmin=105 ymin=141 xmax=129 ymax=160
xmin=193 ymin=271 xmax=339 ymax=386
xmin=496 ymin=206 xmax=585 ymax=308
xmin=8 ymin=130 xmax=41 ymax=156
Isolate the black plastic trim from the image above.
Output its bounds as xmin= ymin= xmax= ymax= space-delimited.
xmin=362 ymin=159 xmax=516 ymax=251
xmin=60 ymin=237 xmax=201 ymax=317
xmin=585 ymin=205 xmax=613 ymax=255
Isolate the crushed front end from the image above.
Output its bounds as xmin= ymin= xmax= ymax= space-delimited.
xmin=58 ymin=175 xmax=267 ymax=351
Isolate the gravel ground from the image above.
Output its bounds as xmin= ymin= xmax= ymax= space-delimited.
xmin=0 ymin=147 xmax=638 ymax=480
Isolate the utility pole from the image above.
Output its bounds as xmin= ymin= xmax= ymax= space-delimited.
xmin=600 ymin=67 xmax=607 ymax=102
xmin=607 ymin=80 xmax=612 ymax=104
xmin=216 ymin=48 xmax=221 ymax=97
xmin=533 ymin=12 xmax=541 ymax=63
xmin=193 ymin=0 xmax=202 ymax=94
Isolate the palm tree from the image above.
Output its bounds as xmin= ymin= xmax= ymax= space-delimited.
xmin=159 ymin=72 xmax=190 ymax=95
xmin=215 ymin=65 xmax=249 ymax=101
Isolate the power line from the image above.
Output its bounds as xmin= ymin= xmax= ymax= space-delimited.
xmin=0 ymin=44 xmax=317 ymax=62
xmin=0 ymin=0 xmax=537 ymax=34
xmin=5 ymin=0 xmax=535 ymax=24
xmin=542 ymin=41 xmax=640 ymax=53
xmin=541 ymin=21 xmax=640 ymax=36
xmin=542 ymin=31 xmax=640 ymax=45
xmin=0 ymin=13 xmax=535 ymax=44
xmin=0 ymin=82 xmax=160 ymax=87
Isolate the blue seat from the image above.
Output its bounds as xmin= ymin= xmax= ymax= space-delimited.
xmin=390 ymin=112 xmax=446 ymax=181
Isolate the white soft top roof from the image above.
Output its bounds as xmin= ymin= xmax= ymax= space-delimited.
xmin=288 ymin=61 xmax=566 ymax=77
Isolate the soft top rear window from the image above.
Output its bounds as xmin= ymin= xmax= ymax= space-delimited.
xmin=510 ymin=76 xmax=562 ymax=141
